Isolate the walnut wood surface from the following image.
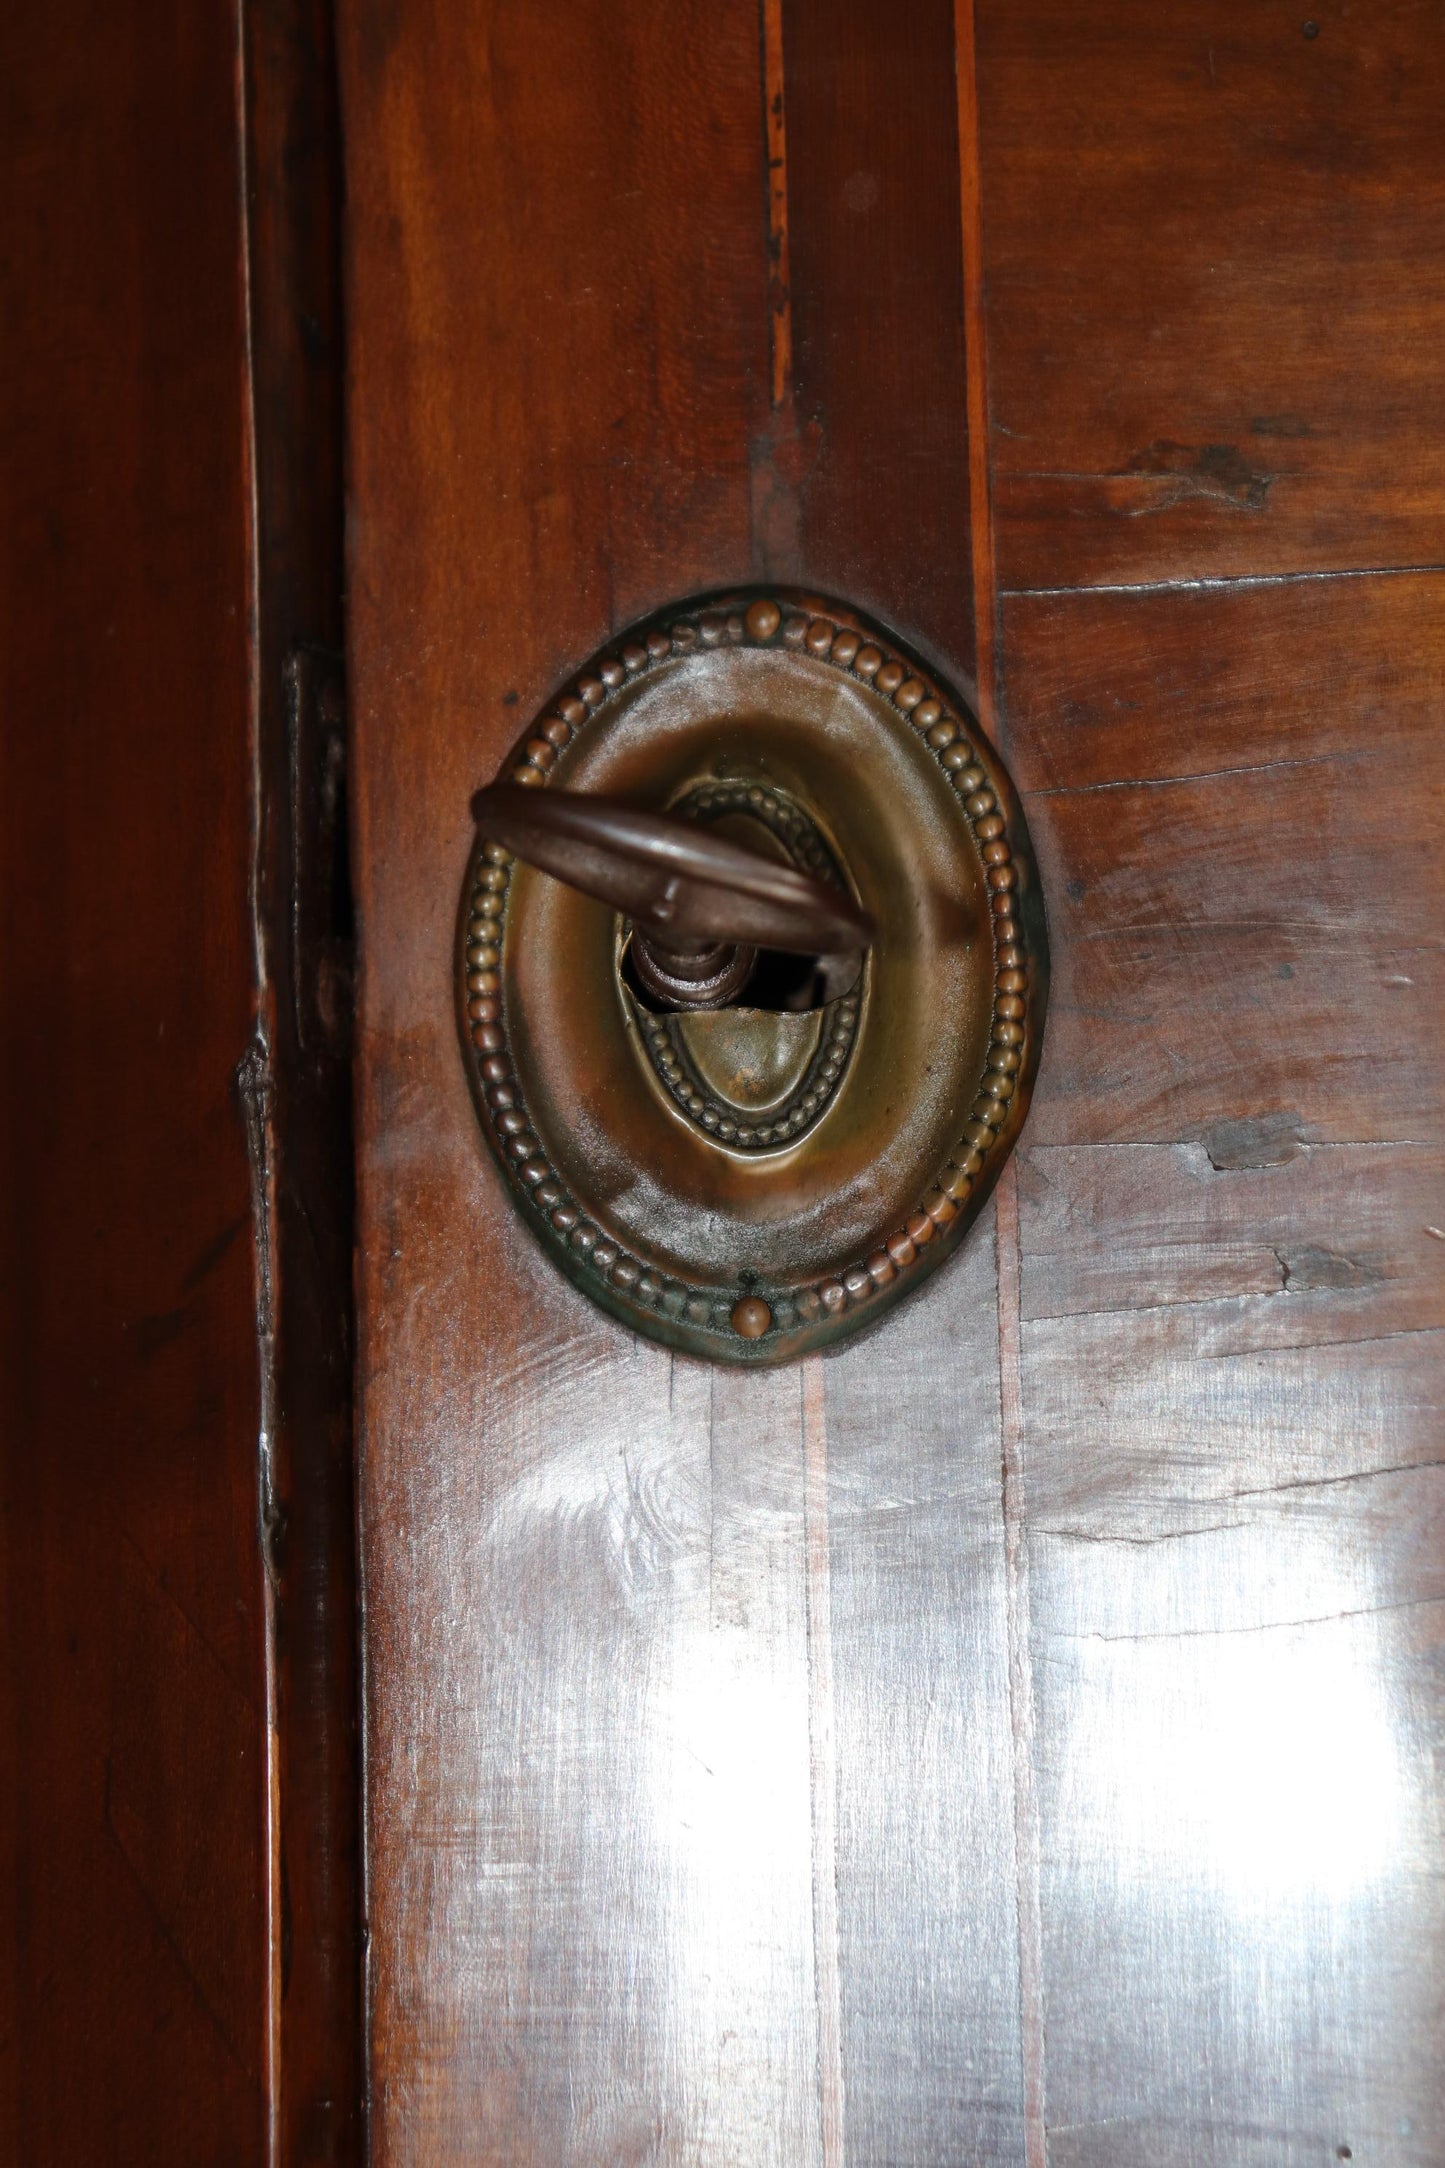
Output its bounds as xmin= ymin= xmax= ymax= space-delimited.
xmin=337 ymin=0 xmax=1026 ymax=2156
xmin=343 ymin=0 xmax=1442 ymax=2162
xmin=2 ymin=0 xmax=362 ymax=2157
xmin=338 ymin=1 xmax=789 ymax=2154
xmin=977 ymin=0 xmax=1445 ymax=592
xmin=0 ymin=1 xmax=269 ymax=2157
xmin=978 ymin=2 xmax=1445 ymax=2159
xmin=780 ymin=0 xmax=976 ymax=676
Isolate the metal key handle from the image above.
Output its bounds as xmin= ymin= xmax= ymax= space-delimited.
xmin=470 ymin=783 xmax=875 ymax=1011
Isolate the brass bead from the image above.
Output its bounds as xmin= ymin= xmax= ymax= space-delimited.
xmin=731 ymin=1295 xmax=772 ymax=1338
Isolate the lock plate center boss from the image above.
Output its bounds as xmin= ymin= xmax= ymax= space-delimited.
xmin=458 ymin=590 xmax=1048 ymax=1364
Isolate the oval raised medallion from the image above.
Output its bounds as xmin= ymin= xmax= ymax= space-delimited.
xmin=458 ymin=588 xmax=1048 ymax=1365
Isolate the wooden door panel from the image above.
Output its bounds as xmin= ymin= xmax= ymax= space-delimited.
xmin=978 ymin=0 xmax=1445 ymax=589
xmin=342 ymin=0 xmax=1443 ymax=2160
xmin=997 ymin=576 xmax=1445 ymax=2168
xmin=821 ymin=1245 xmax=1026 ymax=2163
xmin=0 ymin=0 xmax=270 ymax=2155
xmin=338 ymin=0 xmax=1034 ymax=2154
xmin=341 ymin=2 xmax=812 ymax=2154
xmin=976 ymin=2 xmax=1445 ymax=2158
xmin=1003 ymin=580 xmax=1445 ymax=1146
xmin=780 ymin=0 xmax=976 ymax=656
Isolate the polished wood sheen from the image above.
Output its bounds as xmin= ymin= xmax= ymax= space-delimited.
xmin=0 ymin=1 xmax=269 ymax=2156
xmin=2 ymin=0 xmax=361 ymax=2156
xmin=978 ymin=2 xmax=1445 ymax=2159
xmin=342 ymin=0 xmax=1443 ymax=2161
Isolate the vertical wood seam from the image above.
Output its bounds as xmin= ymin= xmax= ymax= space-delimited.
xmin=994 ymin=1169 xmax=1047 ymax=2168
xmin=761 ymin=0 xmax=793 ymax=412
xmin=958 ymin=4 xmax=1047 ymax=2159
xmin=955 ymin=0 xmax=1001 ymax=744
xmin=802 ymin=1358 xmax=846 ymax=2168
xmin=231 ymin=0 xmax=283 ymax=2142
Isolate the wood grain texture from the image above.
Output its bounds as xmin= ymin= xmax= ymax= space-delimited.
xmin=0 ymin=0 xmax=269 ymax=2155
xmin=1003 ymin=576 xmax=1445 ymax=1148
xmin=999 ymin=579 xmax=1445 ymax=2168
xmin=337 ymin=1 xmax=809 ymax=2155
xmin=976 ymin=0 xmax=1445 ymax=591
xmin=975 ymin=2 xmax=1445 ymax=2153
xmin=780 ymin=0 xmax=976 ymax=676
xmin=778 ymin=34 xmax=1028 ymax=2158
xmin=819 ymin=1240 xmax=1028 ymax=2166
xmin=343 ymin=0 xmax=1445 ymax=2157
xmin=339 ymin=0 xmax=1032 ymax=2154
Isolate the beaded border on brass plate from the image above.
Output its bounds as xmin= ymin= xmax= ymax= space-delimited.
xmin=460 ymin=593 xmax=1034 ymax=1350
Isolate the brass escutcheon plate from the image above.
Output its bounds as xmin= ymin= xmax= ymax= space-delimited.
xmin=458 ymin=589 xmax=1048 ymax=1364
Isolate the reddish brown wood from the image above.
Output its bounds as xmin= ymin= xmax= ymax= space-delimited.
xmin=995 ymin=583 xmax=1444 ymax=2166
xmin=341 ymin=0 xmax=1443 ymax=2158
xmin=781 ymin=0 xmax=977 ymax=679
xmin=973 ymin=3 xmax=1445 ymax=2157
xmin=0 ymin=0 xmax=269 ymax=2157
xmin=1002 ymin=576 xmax=1444 ymax=1148
xmin=337 ymin=0 xmax=1043 ymax=2147
xmin=977 ymin=0 xmax=1445 ymax=591
xmin=338 ymin=2 xmax=777 ymax=2155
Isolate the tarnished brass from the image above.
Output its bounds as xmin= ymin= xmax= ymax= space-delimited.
xmin=470 ymin=783 xmax=873 ymax=1008
xmin=458 ymin=589 xmax=1048 ymax=1364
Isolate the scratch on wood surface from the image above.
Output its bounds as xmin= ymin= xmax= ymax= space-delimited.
xmin=1225 ymin=1458 xmax=1445 ymax=1502
xmin=801 ymin=1360 xmax=845 ymax=2168
xmin=994 ymin=1167 xmax=1048 ymax=2168
xmin=1040 ymin=1521 xmax=1250 ymax=1548
xmin=1193 ymin=1323 xmax=1441 ymax=1359
xmin=1002 ymin=559 xmax=1445 ymax=599
xmin=1060 ymin=1594 xmax=1445 ymax=1645
xmin=1024 ymin=750 xmax=1349 ymax=799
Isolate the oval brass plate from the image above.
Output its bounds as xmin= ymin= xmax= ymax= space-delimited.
xmin=459 ymin=590 xmax=1048 ymax=1364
